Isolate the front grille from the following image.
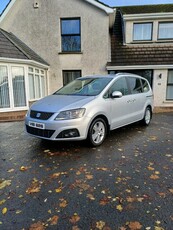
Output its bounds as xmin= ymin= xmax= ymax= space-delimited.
xmin=30 ymin=110 xmax=54 ymax=120
xmin=26 ymin=125 xmax=55 ymax=138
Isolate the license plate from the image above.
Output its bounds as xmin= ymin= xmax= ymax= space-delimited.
xmin=29 ymin=121 xmax=45 ymax=129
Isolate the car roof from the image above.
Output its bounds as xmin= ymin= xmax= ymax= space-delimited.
xmin=80 ymin=73 xmax=144 ymax=79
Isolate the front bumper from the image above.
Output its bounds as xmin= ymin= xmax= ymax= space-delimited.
xmin=25 ymin=115 xmax=91 ymax=141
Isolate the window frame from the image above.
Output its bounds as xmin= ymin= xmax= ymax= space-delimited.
xmin=166 ymin=70 xmax=173 ymax=101
xmin=62 ymin=70 xmax=82 ymax=86
xmin=61 ymin=17 xmax=81 ymax=53
xmin=28 ymin=67 xmax=46 ymax=100
xmin=133 ymin=22 xmax=153 ymax=41
xmin=158 ymin=21 xmax=173 ymax=40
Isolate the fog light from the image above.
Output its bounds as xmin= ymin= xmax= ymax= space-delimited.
xmin=56 ymin=129 xmax=80 ymax=138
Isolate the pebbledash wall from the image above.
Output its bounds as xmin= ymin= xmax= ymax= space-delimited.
xmin=0 ymin=0 xmax=113 ymax=94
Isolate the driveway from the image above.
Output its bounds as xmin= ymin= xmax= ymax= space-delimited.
xmin=0 ymin=113 xmax=173 ymax=230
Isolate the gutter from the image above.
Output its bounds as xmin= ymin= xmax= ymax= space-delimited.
xmin=107 ymin=64 xmax=173 ymax=70
xmin=0 ymin=0 xmax=16 ymax=24
xmin=0 ymin=57 xmax=49 ymax=69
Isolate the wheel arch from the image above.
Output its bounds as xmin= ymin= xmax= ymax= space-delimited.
xmin=87 ymin=114 xmax=110 ymax=136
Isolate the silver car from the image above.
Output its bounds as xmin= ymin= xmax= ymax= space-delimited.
xmin=25 ymin=73 xmax=154 ymax=146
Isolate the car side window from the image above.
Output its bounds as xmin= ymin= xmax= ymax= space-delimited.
xmin=104 ymin=77 xmax=129 ymax=98
xmin=128 ymin=77 xmax=143 ymax=94
xmin=141 ymin=79 xmax=150 ymax=92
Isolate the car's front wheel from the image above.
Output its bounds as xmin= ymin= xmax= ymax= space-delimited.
xmin=88 ymin=118 xmax=107 ymax=147
xmin=141 ymin=107 xmax=152 ymax=126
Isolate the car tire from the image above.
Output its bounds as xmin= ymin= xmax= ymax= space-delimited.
xmin=88 ymin=118 xmax=107 ymax=147
xmin=141 ymin=107 xmax=152 ymax=126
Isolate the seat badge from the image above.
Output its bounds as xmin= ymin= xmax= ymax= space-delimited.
xmin=36 ymin=112 xmax=41 ymax=118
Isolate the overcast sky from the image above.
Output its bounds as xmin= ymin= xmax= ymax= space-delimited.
xmin=1 ymin=0 xmax=173 ymax=14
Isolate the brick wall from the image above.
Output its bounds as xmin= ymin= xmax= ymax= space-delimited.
xmin=0 ymin=111 xmax=27 ymax=122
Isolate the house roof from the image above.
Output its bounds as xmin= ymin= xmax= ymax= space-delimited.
xmin=107 ymin=7 xmax=173 ymax=69
xmin=120 ymin=4 xmax=173 ymax=15
xmin=0 ymin=28 xmax=49 ymax=66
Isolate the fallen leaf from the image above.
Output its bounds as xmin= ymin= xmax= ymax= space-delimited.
xmin=59 ymin=199 xmax=68 ymax=208
xmin=0 ymin=199 xmax=6 ymax=205
xmin=7 ymin=169 xmax=15 ymax=173
xmin=154 ymin=227 xmax=164 ymax=230
xmin=149 ymin=136 xmax=157 ymax=141
xmin=169 ymin=189 xmax=173 ymax=194
xmin=116 ymin=205 xmax=123 ymax=212
xmin=119 ymin=227 xmax=127 ymax=230
xmin=55 ymin=188 xmax=62 ymax=193
xmin=96 ymin=220 xmax=106 ymax=230
xmin=87 ymin=194 xmax=95 ymax=201
xmin=0 ymin=180 xmax=11 ymax=190
xmin=69 ymin=213 xmax=80 ymax=224
xmin=85 ymin=174 xmax=93 ymax=180
xmin=150 ymin=174 xmax=159 ymax=180
xmin=72 ymin=226 xmax=80 ymax=230
xmin=2 ymin=207 xmax=7 ymax=215
xmin=128 ymin=221 xmax=142 ymax=230
xmin=26 ymin=180 xmax=41 ymax=194
xmin=155 ymin=220 xmax=161 ymax=225
xmin=16 ymin=210 xmax=22 ymax=214
xmin=99 ymin=197 xmax=110 ymax=206
xmin=157 ymin=192 xmax=166 ymax=198
xmin=50 ymin=215 xmax=59 ymax=225
xmin=96 ymin=167 xmax=108 ymax=171
xmin=29 ymin=221 xmax=45 ymax=230
xmin=147 ymin=166 xmax=155 ymax=171
xmin=20 ymin=166 xmax=28 ymax=171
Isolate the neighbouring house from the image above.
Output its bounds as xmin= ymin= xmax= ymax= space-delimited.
xmin=107 ymin=4 xmax=173 ymax=112
xmin=0 ymin=0 xmax=115 ymax=121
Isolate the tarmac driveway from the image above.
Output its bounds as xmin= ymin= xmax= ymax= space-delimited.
xmin=0 ymin=113 xmax=173 ymax=230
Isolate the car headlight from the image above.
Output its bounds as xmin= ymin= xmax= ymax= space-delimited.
xmin=26 ymin=109 xmax=30 ymax=117
xmin=55 ymin=108 xmax=86 ymax=120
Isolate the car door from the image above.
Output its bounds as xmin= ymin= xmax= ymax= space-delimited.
xmin=105 ymin=77 xmax=134 ymax=129
xmin=126 ymin=76 xmax=146 ymax=121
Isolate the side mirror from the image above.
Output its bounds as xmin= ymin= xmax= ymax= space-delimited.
xmin=111 ymin=91 xmax=123 ymax=98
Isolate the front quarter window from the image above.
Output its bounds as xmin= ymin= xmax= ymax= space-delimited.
xmin=107 ymin=77 xmax=129 ymax=97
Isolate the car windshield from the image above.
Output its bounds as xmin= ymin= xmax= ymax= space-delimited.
xmin=54 ymin=77 xmax=112 ymax=96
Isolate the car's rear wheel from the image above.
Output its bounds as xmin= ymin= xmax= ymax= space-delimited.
xmin=142 ymin=107 xmax=152 ymax=126
xmin=88 ymin=118 xmax=107 ymax=147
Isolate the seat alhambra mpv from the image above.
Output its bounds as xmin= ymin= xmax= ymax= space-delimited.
xmin=25 ymin=73 xmax=154 ymax=146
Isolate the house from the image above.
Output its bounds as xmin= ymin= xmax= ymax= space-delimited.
xmin=107 ymin=4 xmax=173 ymax=112
xmin=0 ymin=1 xmax=173 ymax=122
xmin=0 ymin=0 xmax=115 ymax=121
